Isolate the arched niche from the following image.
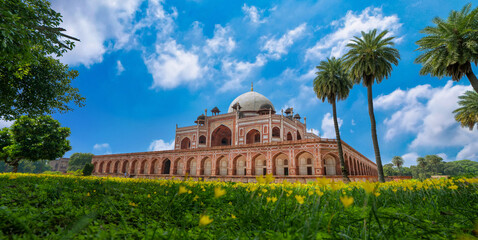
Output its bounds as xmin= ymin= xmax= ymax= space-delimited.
xmin=296 ymin=152 xmax=314 ymax=175
xmin=274 ymin=153 xmax=289 ymax=176
xmin=181 ymin=137 xmax=191 ymax=149
xmin=211 ymin=125 xmax=232 ymax=147
xmin=246 ymin=129 xmax=261 ymax=144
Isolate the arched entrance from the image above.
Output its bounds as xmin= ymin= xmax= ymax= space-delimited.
xmin=181 ymin=137 xmax=191 ymax=149
xmin=162 ymin=159 xmax=171 ymax=174
xmin=246 ymin=129 xmax=261 ymax=144
xmin=175 ymin=158 xmax=183 ymax=175
xmin=202 ymin=157 xmax=212 ymax=175
xmin=150 ymin=159 xmax=158 ymax=174
xmin=187 ymin=158 xmax=197 ymax=176
xmin=272 ymin=127 xmax=280 ymax=138
xmin=122 ymin=161 xmax=129 ymax=174
xmin=297 ymin=132 xmax=302 ymax=140
xmin=287 ymin=132 xmax=293 ymax=141
xmin=234 ymin=155 xmax=246 ymax=175
xmin=274 ymin=153 xmax=288 ymax=176
xmin=253 ymin=154 xmax=267 ymax=176
xmin=216 ymin=156 xmax=228 ymax=176
xmin=211 ymin=125 xmax=232 ymax=147
xmin=324 ymin=156 xmax=336 ymax=175
xmin=114 ymin=161 xmax=120 ymax=173
xmin=296 ymin=152 xmax=314 ymax=175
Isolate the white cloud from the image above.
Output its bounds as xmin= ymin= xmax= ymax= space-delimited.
xmin=262 ymin=23 xmax=307 ymax=59
xmin=219 ymin=55 xmax=266 ymax=92
xmin=52 ymin=0 xmax=177 ymax=67
xmin=307 ymin=128 xmax=320 ymax=136
xmin=305 ymin=7 xmax=402 ymax=61
xmin=242 ymin=4 xmax=266 ymax=24
xmin=321 ymin=113 xmax=342 ymax=139
xmin=145 ymin=40 xmax=207 ymax=89
xmin=376 ymin=81 xmax=478 ymax=161
xmin=0 ymin=119 xmax=13 ymax=129
xmin=351 ymin=119 xmax=356 ymax=126
xmin=148 ymin=139 xmax=175 ymax=151
xmin=205 ymin=25 xmax=236 ymax=55
xmin=285 ymin=84 xmax=319 ymax=112
xmin=401 ymin=152 xmax=419 ymax=167
xmin=116 ymin=60 xmax=125 ymax=75
xmin=456 ymin=142 xmax=478 ymax=160
xmin=51 ymin=0 xmax=143 ymax=66
xmin=93 ymin=143 xmax=112 ymax=155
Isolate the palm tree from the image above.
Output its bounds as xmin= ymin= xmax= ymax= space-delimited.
xmin=343 ymin=29 xmax=400 ymax=182
xmin=453 ymin=91 xmax=478 ymax=130
xmin=392 ymin=156 xmax=404 ymax=174
xmin=313 ymin=57 xmax=353 ymax=182
xmin=415 ymin=3 xmax=478 ymax=93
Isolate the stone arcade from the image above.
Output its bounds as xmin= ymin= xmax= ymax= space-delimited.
xmin=92 ymin=87 xmax=378 ymax=182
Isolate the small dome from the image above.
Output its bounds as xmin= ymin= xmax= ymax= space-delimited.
xmin=228 ymin=91 xmax=275 ymax=113
xmin=294 ymin=113 xmax=301 ymax=119
xmin=285 ymin=108 xmax=293 ymax=114
xmin=211 ymin=107 xmax=220 ymax=113
xmin=259 ymin=103 xmax=273 ymax=110
xmin=197 ymin=114 xmax=205 ymax=120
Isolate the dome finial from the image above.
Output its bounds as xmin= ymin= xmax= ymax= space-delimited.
xmin=251 ymin=82 xmax=253 ymax=92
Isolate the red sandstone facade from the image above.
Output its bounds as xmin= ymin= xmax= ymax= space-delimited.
xmin=92 ymin=89 xmax=378 ymax=181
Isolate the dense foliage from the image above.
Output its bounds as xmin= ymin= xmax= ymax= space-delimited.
xmin=0 ymin=174 xmax=477 ymax=239
xmin=415 ymin=3 xmax=478 ymax=93
xmin=384 ymin=157 xmax=478 ymax=179
xmin=0 ymin=160 xmax=50 ymax=173
xmin=68 ymin=153 xmax=94 ymax=171
xmin=454 ymin=91 xmax=478 ymax=130
xmin=0 ymin=115 xmax=71 ymax=172
xmin=0 ymin=0 xmax=84 ymax=120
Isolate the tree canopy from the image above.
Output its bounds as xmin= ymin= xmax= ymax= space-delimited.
xmin=68 ymin=153 xmax=94 ymax=171
xmin=0 ymin=115 xmax=71 ymax=172
xmin=415 ymin=3 xmax=478 ymax=92
xmin=0 ymin=0 xmax=84 ymax=120
xmin=453 ymin=91 xmax=478 ymax=130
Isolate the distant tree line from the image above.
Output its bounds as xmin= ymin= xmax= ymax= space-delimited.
xmin=384 ymin=155 xmax=478 ymax=179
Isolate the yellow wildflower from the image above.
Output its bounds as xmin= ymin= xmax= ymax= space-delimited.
xmin=199 ymin=215 xmax=213 ymax=226
xmin=129 ymin=202 xmax=137 ymax=207
xmin=316 ymin=177 xmax=330 ymax=186
xmin=147 ymin=194 xmax=151 ymax=198
xmin=340 ymin=196 xmax=354 ymax=208
xmin=231 ymin=214 xmax=237 ymax=219
xmin=86 ymin=192 xmax=90 ymax=197
xmin=266 ymin=197 xmax=272 ymax=203
xmin=228 ymin=201 xmax=233 ymax=205
xmin=448 ymin=185 xmax=458 ymax=190
xmin=316 ymin=189 xmax=324 ymax=197
xmin=262 ymin=188 xmax=268 ymax=193
xmin=265 ymin=174 xmax=275 ymax=184
xmin=178 ymin=186 xmax=188 ymax=194
xmin=256 ymin=175 xmax=265 ymax=184
xmin=271 ymin=197 xmax=278 ymax=203
xmin=214 ymin=187 xmax=226 ymax=198
xmin=188 ymin=190 xmax=192 ymax=194
xmin=308 ymin=190 xmax=314 ymax=196
xmin=374 ymin=192 xmax=381 ymax=197
xmin=193 ymin=195 xmax=199 ymax=201
xmin=295 ymin=195 xmax=305 ymax=204
xmin=362 ymin=181 xmax=376 ymax=194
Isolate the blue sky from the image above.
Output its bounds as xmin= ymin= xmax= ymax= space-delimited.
xmin=15 ymin=0 xmax=477 ymax=166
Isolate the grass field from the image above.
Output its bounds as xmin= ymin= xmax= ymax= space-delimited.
xmin=1 ymin=173 xmax=477 ymax=239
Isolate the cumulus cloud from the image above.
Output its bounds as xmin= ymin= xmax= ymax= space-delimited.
xmin=456 ymin=142 xmax=478 ymax=160
xmin=219 ymin=55 xmax=266 ymax=92
xmin=285 ymin=84 xmax=320 ymax=113
xmin=148 ymin=139 xmax=175 ymax=151
xmin=307 ymin=128 xmax=320 ymax=136
xmin=93 ymin=143 xmax=112 ymax=155
xmin=51 ymin=0 xmax=177 ymax=67
xmin=375 ymin=81 xmax=478 ymax=161
xmin=262 ymin=23 xmax=307 ymax=59
xmin=116 ymin=60 xmax=125 ymax=75
xmin=145 ymin=40 xmax=207 ymax=89
xmin=51 ymin=0 xmax=143 ymax=66
xmin=401 ymin=152 xmax=419 ymax=167
xmin=321 ymin=113 xmax=342 ymax=139
xmin=305 ymin=7 xmax=402 ymax=61
xmin=205 ymin=25 xmax=236 ymax=55
xmin=242 ymin=4 xmax=266 ymax=24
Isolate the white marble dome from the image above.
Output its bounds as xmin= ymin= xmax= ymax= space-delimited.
xmin=228 ymin=91 xmax=275 ymax=113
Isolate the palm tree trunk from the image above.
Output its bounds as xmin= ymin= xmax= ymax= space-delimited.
xmin=332 ymin=100 xmax=350 ymax=182
xmin=465 ymin=68 xmax=478 ymax=93
xmin=367 ymin=85 xmax=385 ymax=182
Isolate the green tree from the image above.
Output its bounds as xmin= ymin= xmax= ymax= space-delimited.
xmin=453 ymin=91 xmax=478 ymax=130
xmin=415 ymin=3 xmax=478 ymax=93
xmin=424 ymin=154 xmax=444 ymax=175
xmin=0 ymin=0 xmax=84 ymax=120
xmin=313 ymin=57 xmax=353 ymax=181
xmin=0 ymin=115 xmax=71 ymax=172
xmin=343 ymin=29 xmax=400 ymax=182
xmin=82 ymin=163 xmax=94 ymax=176
xmin=68 ymin=153 xmax=94 ymax=171
xmin=392 ymin=156 xmax=404 ymax=174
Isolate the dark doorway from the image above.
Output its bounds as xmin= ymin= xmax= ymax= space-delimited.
xmin=263 ymin=168 xmax=267 ymax=175
xmin=162 ymin=159 xmax=171 ymax=174
xmin=307 ymin=167 xmax=312 ymax=175
xmin=284 ymin=167 xmax=289 ymax=176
